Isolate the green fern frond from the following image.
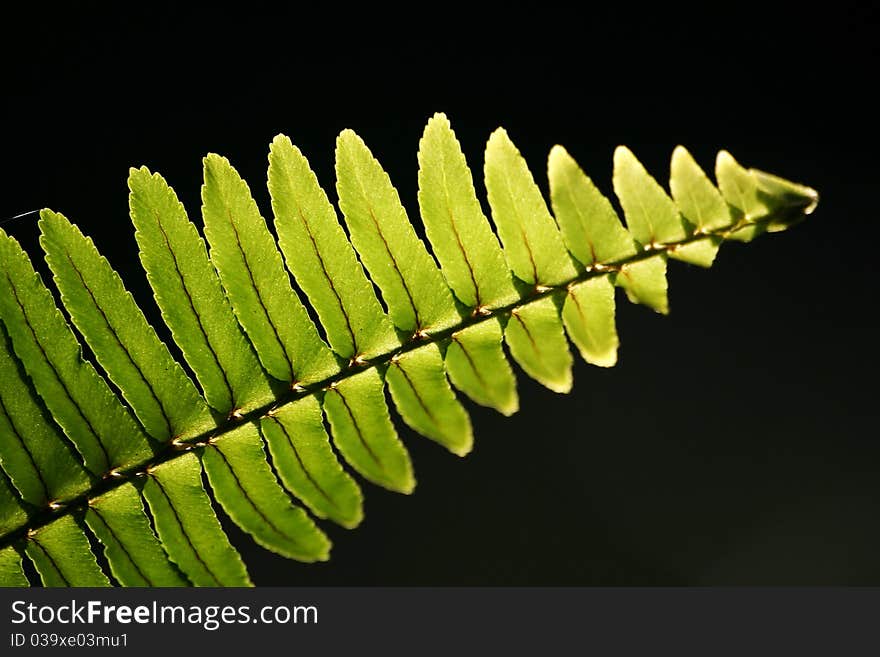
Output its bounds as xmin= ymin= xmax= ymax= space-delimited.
xmin=0 ymin=112 xmax=818 ymax=587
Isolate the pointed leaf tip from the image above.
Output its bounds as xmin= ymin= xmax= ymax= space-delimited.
xmin=418 ymin=112 xmax=517 ymax=309
xmin=613 ymin=146 xmax=687 ymax=246
xmin=714 ymin=150 xmax=817 ymax=229
xmin=548 ymin=143 xmax=568 ymax=161
xmin=716 ymin=150 xmax=735 ymax=167
xmin=548 ymin=145 xmax=636 ymax=267
xmin=270 ymin=133 xmax=293 ymax=152
xmin=485 ymin=128 xmax=577 ymax=285
xmin=428 ymin=111 xmax=451 ymax=127
xmin=752 ymin=169 xmax=819 ymax=213
xmin=669 ymin=145 xmax=734 ymax=233
xmin=127 ymin=165 xmax=154 ymax=184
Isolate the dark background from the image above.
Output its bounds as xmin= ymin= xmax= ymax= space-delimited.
xmin=1 ymin=6 xmax=878 ymax=585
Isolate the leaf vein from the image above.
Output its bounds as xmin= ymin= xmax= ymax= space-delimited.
xmin=4 ymin=272 xmax=111 ymax=473
xmin=28 ymin=535 xmax=69 ymax=586
xmin=147 ymin=474 xmax=221 ymax=586
xmin=0 ymin=393 xmax=50 ymax=504
xmin=366 ymin=205 xmax=421 ymax=329
xmin=64 ymin=252 xmax=173 ymax=439
xmin=225 ymin=210 xmax=294 ymax=380
xmin=327 ymin=387 xmax=387 ymax=473
xmin=153 ymin=214 xmax=235 ymax=409
xmin=294 ymin=206 xmax=358 ymax=353
xmin=391 ymin=359 xmax=439 ymax=427
xmin=264 ymin=417 xmax=338 ymax=510
xmin=208 ymin=442 xmax=307 ymax=550
xmin=88 ymin=504 xmax=154 ymax=586
xmin=450 ymin=335 xmax=487 ymax=388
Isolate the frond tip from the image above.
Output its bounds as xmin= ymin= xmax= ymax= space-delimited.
xmin=0 ymin=111 xmax=817 ymax=586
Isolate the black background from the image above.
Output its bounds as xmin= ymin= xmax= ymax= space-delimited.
xmin=1 ymin=5 xmax=878 ymax=585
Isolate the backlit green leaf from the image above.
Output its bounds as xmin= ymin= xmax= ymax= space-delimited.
xmin=613 ymin=146 xmax=687 ymax=246
xmin=0 ymin=228 xmax=152 ymax=476
xmin=260 ymin=397 xmax=363 ymax=529
xmin=669 ymin=146 xmax=734 ymax=232
xmin=715 ymin=150 xmax=769 ymax=224
xmin=0 ymin=546 xmax=27 ymax=586
xmin=445 ymin=318 xmax=519 ymax=416
xmin=323 ymin=368 xmax=415 ymax=493
xmin=615 ymin=254 xmax=669 ymax=314
xmin=548 ymin=145 xmax=637 ymax=267
xmin=386 ymin=343 xmax=473 ymax=456
xmin=202 ymin=154 xmax=339 ymax=385
xmin=269 ymin=135 xmax=399 ymax=361
xmin=142 ymin=452 xmax=251 ymax=586
xmin=128 ymin=167 xmax=274 ymax=415
xmin=39 ymin=210 xmax=216 ymax=442
xmin=485 ymin=129 xmax=578 ymax=285
xmin=0 ymin=469 xmax=27 ymax=538
xmin=718 ymin=151 xmax=820 ymax=237
xmin=724 ymin=224 xmax=767 ymax=242
xmin=0 ymin=118 xmax=819 ymax=588
xmin=752 ymin=169 xmax=819 ymax=233
xmin=24 ymin=515 xmax=110 ymax=587
xmin=202 ymin=423 xmax=331 ymax=562
xmin=505 ymin=295 xmax=573 ymax=393
xmin=562 ymin=275 xmax=618 ymax=367
xmin=417 ymin=113 xmax=518 ymax=309
xmin=336 ymin=130 xmax=459 ymax=334
xmin=668 ymin=236 xmax=721 ymax=268
xmin=85 ymin=483 xmax=187 ymax=586
xmin=0 ymin=325 xmax=91 ymax=507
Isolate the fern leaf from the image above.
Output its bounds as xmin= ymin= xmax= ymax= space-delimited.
xmin=0 ymin=454 xmax=26 ymax=587
xmin=141 ymin=452 xmax=251 ymax=586
xmin=548 ymin=145 xmax=637 ymax=267
xmin=505 ymin=296 xmax=574 ymax=393
xmin=201 ymin=154 xmax=339 ymax=385
xmin=323 ymin=368 xmax=415 ymax=493
xmin=260 ymin=397 xmax=363 ymax=529
xmin=0 ymin=230 xmax=152 ymax=475
xmin=336 ymin=130 xmax=459 ymax=335
xmin=0 ymin=469 xmax=27 ymax=538
xmin=715 ymin=150 xmax=770 ymax=224
xmin=417 ymin=113 xmax=518 ymax=310
xmin=485 ymin=129 xmax=578 ymax=286
xmin=561 ymin=275 xmax=619 ymax=368
xmin=0 ymin=326 xmax=91 ymax=505
xmin=667 ymin=237 xmax=722 ymax=268
xmin=615 ymin=255 xmax=670 ymax=314
xmin=752 ymin=168 xmax=819 ymax=230
xmin=268 ymin=135 xmax=399 ymax=361
xmin=38 ymin=210 xmax=216 ymax=442
xmin=669 ymin=146 xmax=734 ymax=233
xmin=385 ymin=343 xmax=473 ymax=456
xmin=24 ymin=515 xmax=110 ymax=587
xmin=0 ymin=113 xmax=819 ymax=587
xmin=613 ymin=145 xmax=689 ymax=247
xmin=128 ymin=167 xmax=274 ymax=415
xmin=85 ymin=483 xmax=187 ymax=586
xmin=201 ymin=423 xmax=330 ymax=562
xmin=445 ymin=319 xmax=519 ymax=416
xmin=0 ymin=545 xmax=27 ymax=587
